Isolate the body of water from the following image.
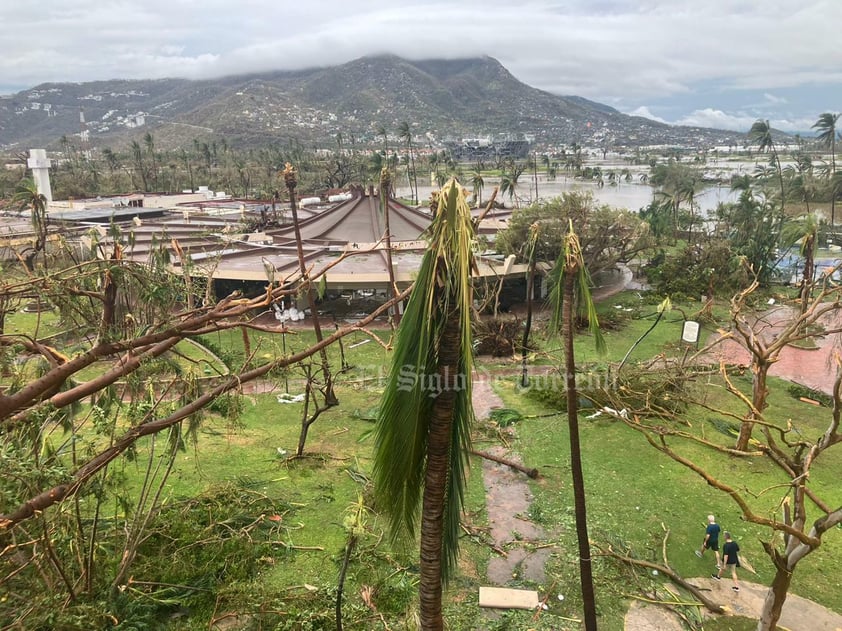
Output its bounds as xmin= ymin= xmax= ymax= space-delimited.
xmin=396 ymin=176 xmax=739 ymax=214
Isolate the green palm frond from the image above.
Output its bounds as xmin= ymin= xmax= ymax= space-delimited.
xmin=548 ymin=221 xmax=606 ymax=355
xmin=373 ymin=178 xmax=475 ymax=580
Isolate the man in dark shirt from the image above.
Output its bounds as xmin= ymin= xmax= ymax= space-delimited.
xmin=712 ymin=531 xmax=740 ymax=591
xmin=696 ymin=514 xmax=721 ymax=568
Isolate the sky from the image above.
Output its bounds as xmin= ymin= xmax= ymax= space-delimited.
xmin=2 ymin=0 xmax=841 ymax=133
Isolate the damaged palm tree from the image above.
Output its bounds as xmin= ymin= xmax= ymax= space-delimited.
xmin=520 ymin=222 xmax=540 ymax=387
xmin=373 ymin=179 xmax=476 ymax=631
xmin=548 ymin=220 xmax=606 ymax=631
xmin=283 ymin=163 xmax=337 ymax=405
xmin=13 ymin=180 xmax=49 ymax=272
xmin=380 ymin=166 xmax=400 ymax=326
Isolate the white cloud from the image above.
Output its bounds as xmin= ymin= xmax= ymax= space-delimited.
xmin=674 ymin=109 xmax=816 ymax=132
xmin=626 ymin=106 xmax=669 ymax=124
xmin=0 ymin=0 xmax=840 ymax=126
xmin=674 ymin=109 xmax=758 ymax=131
xmin=763 ymin=93 xmax=787 ymax=105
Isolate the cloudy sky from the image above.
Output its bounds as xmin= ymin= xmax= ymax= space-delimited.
xmin=2 ymin=0 xmax=840 ymax=132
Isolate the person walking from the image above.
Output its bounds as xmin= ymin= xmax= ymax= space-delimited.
xmin=696 ymin=514 xmax=721 ymax=568
xmin=712 ymin=531 xmax=740 ymax=592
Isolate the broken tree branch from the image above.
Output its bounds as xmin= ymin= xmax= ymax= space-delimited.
xmin=470 ymin=449 xmax=539 ymax=478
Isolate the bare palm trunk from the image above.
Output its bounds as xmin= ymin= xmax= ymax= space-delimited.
xmin=830 ymin=138 xmax=836 ymax=227
xmin=520 ymin=263 xmax=535 ymax=388
xmin=799 ymin=233 xmax=815 ymax=323
xmin=774 ymin=150 xmax=786 ymax=212
xmin=410 ymin=141 xmax=419 ymax=204
xmin=563 ymin=270 xmax=598 ymax=630
xmin=419 ymin=314 xmax=460 ymax=631
xmin=287 ymin=173 xmax=337 ymax=405
xmin=381 ymin=181 xmax=400 ymax=326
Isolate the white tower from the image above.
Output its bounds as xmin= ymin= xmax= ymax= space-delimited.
xmin=27 ymin=149 xmax=53 ymax=205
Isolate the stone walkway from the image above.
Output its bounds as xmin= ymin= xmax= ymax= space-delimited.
xmin=625 ymin=578 xmax=842 ymax=631
xmin=472 ymin=379 xmax=552 ymax=586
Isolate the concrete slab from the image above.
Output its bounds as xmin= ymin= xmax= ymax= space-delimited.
xmin=479 ymin=586 xmax=539 ymax=610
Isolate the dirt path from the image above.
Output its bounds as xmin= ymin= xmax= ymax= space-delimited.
xmin=472 ymin=379 xmax=552 ymax=585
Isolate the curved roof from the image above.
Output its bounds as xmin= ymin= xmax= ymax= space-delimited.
xmin=39 ymin=191 xmax=524 ymax=288
xmin=267 ymin=194 xmax=432 ymax=245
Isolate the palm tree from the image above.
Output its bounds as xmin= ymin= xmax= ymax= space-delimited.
xmin=434 ymin=170 xmax=447 ymax=188
xmin=373 ymin=179 xmax=476 ymax=631
xmin=749 ymin=119 xmax=786 ymax=211
xmin=282 ymin=163 xmax=337 ymax=406
xmin=531 ymin=153 xmax=539 ymax=201
xmin=782 ymin=213 xmax=818 ymax=324
xmin=784 ymin=154 xmax=815 ymax=214
xmin=500 ymin=162 xmax=525 ymax=208
xmin=380 ymin=167 xmax=399 ymax=326
xmin=377 ymin=124 xmax=389 ymax=160
xmin=677 ymin=175 xmax=699 ymax=242
xmin=144 ymin=132 xmax=158 ymax=190
xmin=368 ymin=151 xmax=385 ymax=185
xmin=812 ymin=112 xmax=840 ymax=226
xmin=471 ymin=171 xmax=485 ymax=207
xmin=130 ymin=140 xmax=148 ymax=191
xmin=548 ymin=221 xmax=606 ymax=631
xmin=398 ymin=122 xmax=418 ymax=204
xmin=13 ymin=180 xmax=49 ymax=272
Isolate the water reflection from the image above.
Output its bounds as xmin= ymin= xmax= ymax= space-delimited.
xmin=397 ymin=177 xmax=739 ymax=213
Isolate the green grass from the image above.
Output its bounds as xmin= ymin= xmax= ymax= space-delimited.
xmin=488 ymin=370 xmax=842 ymax=629
xmin=7 ymin=294 xmax=842 ymax=629
xmin=111 ymin=365 xmax=841 ymax=629
xmin=3 ymin=306 xmax=64 ymax=339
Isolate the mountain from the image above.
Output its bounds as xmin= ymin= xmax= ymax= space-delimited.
xmin=0 ymin=55 xmax=744 ymax=152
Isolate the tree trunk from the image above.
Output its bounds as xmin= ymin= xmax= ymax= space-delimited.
xmin=520 ymin=263 xmax=535 ymax=388
xmin=737 ymin=360 xmax=770 ymax=450
xmin=382 ymin=184 xmax=400 ymax=326
xmin=419 ymin=314 xmax=460 ymax=631
xmin=563 ymin=269 xmax=598 ymax=631
xmin=288 ymin=187 xmax=337 ymax=405
xmin=758 ymin=564 xmax=793 ymax=631
xmin=336 ymin=534 xmax=357 ymax=631
xmin=799 ymin=233 xmax=815 ymax=322
xmin=410 ymin=140 xmax=419 ymax=204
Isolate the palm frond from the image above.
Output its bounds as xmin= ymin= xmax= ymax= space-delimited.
xmin=373 ymin=178 xmax=475 ymax=579
xmin=547 ymin=221 xmax=606 ymax=355
xmin=373 ymin=250 xmax=438 ymax=541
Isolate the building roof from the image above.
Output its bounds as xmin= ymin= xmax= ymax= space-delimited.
xmin=27 ymin=190 xmax=525 ymax=289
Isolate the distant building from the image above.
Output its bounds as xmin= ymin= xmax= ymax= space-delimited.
xmin=446 ymin=138 xmax=531 ymax=161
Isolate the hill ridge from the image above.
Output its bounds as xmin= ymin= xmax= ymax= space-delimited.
xmin=0 ymin=55 xmax=743 ymax=151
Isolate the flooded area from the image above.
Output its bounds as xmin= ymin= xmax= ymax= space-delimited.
xmin=397 ymin=177 xmax=739 ymax=214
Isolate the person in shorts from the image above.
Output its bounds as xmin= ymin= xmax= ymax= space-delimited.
xmin=696 ymin=514 xmax=721 ymax=568
xmin=712 ymin=531 xmax=740 ymax=591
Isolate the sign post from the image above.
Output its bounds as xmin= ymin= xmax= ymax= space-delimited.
xmin=681 ymin=320 xmax=700 ymax=347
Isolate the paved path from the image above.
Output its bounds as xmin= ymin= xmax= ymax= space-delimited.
xmin=625 ymin=578 xmax=842 ymax=630
xmin=472 ymin=379 xmax=552 ymax=586
xmin=705 ymin=306 xmax=842 ymax=395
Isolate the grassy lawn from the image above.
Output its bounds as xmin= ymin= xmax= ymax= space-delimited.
xmin=6 ymin=292 xmax=842 ymax=629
